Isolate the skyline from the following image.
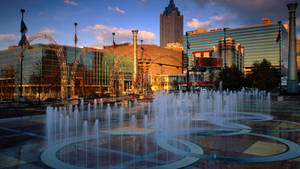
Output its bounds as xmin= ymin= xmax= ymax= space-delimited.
xmin=0 ymin=0 xmax=299 ymax=50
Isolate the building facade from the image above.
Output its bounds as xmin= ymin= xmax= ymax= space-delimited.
xmin=160 ymin=0 xmax=183 ymax=47
xmin=183 ymin=20 xmax=288 ymax=77
xmin=103 ymin=43 xmax=182 ymax=92
xmin=213 ymin=38 xmax=244 ymax=71
xmin=0 ymin=44 xmax=133 ymax=101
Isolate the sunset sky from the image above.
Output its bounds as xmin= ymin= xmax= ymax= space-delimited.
xmin=0 ymin=0 xmax=299 ymax=50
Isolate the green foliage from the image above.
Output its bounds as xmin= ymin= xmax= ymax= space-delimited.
xmin=217 ymin=65 xmax=244 ymax=91
xmin=245 ymin=59 xmax=280 ymax=91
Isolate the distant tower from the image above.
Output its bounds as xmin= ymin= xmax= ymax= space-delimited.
xmin=160 ymin=0 xmax=183 ymax=47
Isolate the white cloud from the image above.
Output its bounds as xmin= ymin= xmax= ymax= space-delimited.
xmin=187 ymin=18 xmax=211 ymax=29
xmin=64 ymin=0 xmax=78 ymax=6
xmin=108 ymin=6 xmax=126 ymax=14
xmin=82 ymin=24 xmax=155 ymax=46
xmin=187 ymin=13 xmax=231 ymax=29
xmin=210 ymin=15 xmax=225 ymax=21
xmin=0 ymin=34 xmax=19 ymax=41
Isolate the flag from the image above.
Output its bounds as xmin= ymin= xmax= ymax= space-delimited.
xmin=18 ymin=34 xmax=29 ymax=46
xmin=20 ymin=19 xmax=28 ymax=34
xmin=74 ymin=34 xmax=78 ymax=45
xmin=187 ymin=38 xmax=190 ymax=49
xmin=276 ymin=31 xmax=281 ymax=43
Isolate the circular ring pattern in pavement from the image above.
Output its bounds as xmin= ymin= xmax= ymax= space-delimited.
xmin=40 ymin=134 xmax=203 ymax=169
xmin=156 ymin=132 xmax=300 ymax=163
xmin=188 ymin=132 xmax=300 ymax=162
xmin=245 ymin=120 xmax=300 ymax=133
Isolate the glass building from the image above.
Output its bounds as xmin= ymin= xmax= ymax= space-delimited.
xmin=0 ymin=44 xmax=133 ymax=101
xmin=183 ymin=21 xmax=288 ymax=76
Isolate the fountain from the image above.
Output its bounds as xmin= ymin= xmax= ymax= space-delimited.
xmin=41 ymin=89 xmax=300 ymax=169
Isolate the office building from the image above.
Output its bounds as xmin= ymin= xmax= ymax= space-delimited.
xmin=184 ymin=19 xmax=288 ymax=77
xmin=160 ymin=0 xmax=183 ymax=47
xmin=0 ymin=44 xmax=133 ymax=100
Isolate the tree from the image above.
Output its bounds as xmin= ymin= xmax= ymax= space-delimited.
xmin=171 ymin=79 xmax=179 ymax=90
xmin=217 ymin=65 xmax=244 ymax=91
xmin=245 ymin=59 xmax=280 ymax=91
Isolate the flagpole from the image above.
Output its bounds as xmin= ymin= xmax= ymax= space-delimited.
xmin=19 ymin=9 xmax=25 ymax=99
xmin=74 ymin=22 xmax=78 ymax=98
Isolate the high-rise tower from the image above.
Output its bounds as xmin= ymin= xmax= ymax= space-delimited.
xmin=160 ymin=0 xmax=183 ymax=47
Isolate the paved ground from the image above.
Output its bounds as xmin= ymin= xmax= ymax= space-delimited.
xmin=0 ymin=95 xmax=299 ymax=168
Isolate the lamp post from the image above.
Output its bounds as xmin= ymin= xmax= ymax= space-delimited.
xmin=112 ymin=32 xmax=115 ymax=47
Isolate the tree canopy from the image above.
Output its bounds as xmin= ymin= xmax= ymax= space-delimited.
xmin=217 ymin=65 xmax=244 ymax=91
xmin=245 ymin=59 xmax=280 ymax=91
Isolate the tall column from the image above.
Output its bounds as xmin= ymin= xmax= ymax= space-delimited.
xmin=287 ymin=3 xmax=298 ymax=93
xmin=132 ymin=30 xmax=138 ymax=88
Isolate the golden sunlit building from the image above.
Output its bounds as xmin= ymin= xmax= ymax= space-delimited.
xmin=103 ymin=44 xmax=182 ymax=91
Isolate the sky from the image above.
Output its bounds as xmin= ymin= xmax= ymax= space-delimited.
xmin=0 ymin=0 xmax=299 ymax=50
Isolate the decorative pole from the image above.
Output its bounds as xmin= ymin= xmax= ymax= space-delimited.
xmin=287 ymin=2 xmax=298 ymax=93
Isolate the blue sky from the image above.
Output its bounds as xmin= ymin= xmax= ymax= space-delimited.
xmin=0 ymin=0 xmax=299 ymax=50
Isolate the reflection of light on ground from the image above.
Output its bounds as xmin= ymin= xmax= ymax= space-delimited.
xmin=244 ymin=141 xmax=287 ymax=156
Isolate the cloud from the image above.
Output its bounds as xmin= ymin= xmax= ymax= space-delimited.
xmin=64 ymin=0 xmax=78 ymax=6
xmin=210 ymin=15 xmax=225 ymax=22
xmin=108 ymin=6 xmax=126 ymax=14
xmin=187 ymin=14 xmax=230 ymax=29
xmin=0 ymin=34 xmax=19 ymax=41
xmin=189 ymin=0 xmax=298 ymax=25
xmin=140 ymin=0 xmax=147 ymax=5
xmin=82 ymin=24 xmax=155 ymax=46
xmin=187 ymin=18 xmax=211 ymax=29
xmin=39 ymin=29 xmax=56 ymax=35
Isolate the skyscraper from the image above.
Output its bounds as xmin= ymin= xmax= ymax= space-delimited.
xmin=160 ymin=0 xmax=183 ymax=47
